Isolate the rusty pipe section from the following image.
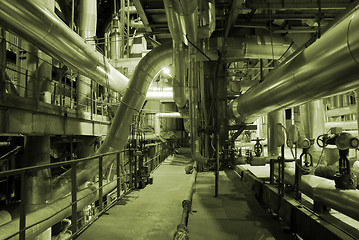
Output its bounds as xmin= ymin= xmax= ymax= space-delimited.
xmin=229 ymin=8 xmax=359 ymax=123
xmin=49 ymin=44 xmax=173 ymax=201
xmin=0 ymin=0 xmax=129 ymax=93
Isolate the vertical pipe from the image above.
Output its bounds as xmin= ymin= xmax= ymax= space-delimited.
xmin=120 ymin=0 xmax=125 ymax=58
xmin=215 ymin=135 xmax=219 ymax=197
xmin=71 ymin=0 xmax=75 ymax=30
xmin=71 ymin=163 xmax=77 ymax=233
xmin=267 ymin=110 xmax=283 ymax=157
xmin=98 ymin=156 xmax=103 ymax=212
xmin=116 ymin=152 xmax=121 ymax=199
xmin=300 ymin=100 xmax=326 ymax=150
xmin=24 ymin=136 xmax=51 ymax=239
xmin=0 ymin=28 xmax=5 ymax=100
xmin=189 ymin=46 xmax=197 ymax=158
xmin=20 ymin=171 xmax=26 ymax=240
xmin=356 ymin=90 xmax=359 ymax=137
xmin=77 ymin=0 xmax=97 ymax=116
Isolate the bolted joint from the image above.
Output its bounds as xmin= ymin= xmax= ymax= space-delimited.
xmin=182 ymin=199 xmax=191 ymax=210
xmin=173 ymin=224 xmax=189 ymax=240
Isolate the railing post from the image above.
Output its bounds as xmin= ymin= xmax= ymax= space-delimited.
xmin=129 ymin=149 xmax=133 ymax=189
xmin=19 ymin=171 xmax=27 ymax=240
xmin=0 ymin=28 xmax=6 ymax=100
xmin=99 ymin=156 xmax=103 ymax=212
xmin=116 ymin=152 xmax=121 ymax=199
xmin=71 ymin=162 xmax=77 ymax=233
xmin=215 ymin=135 xmax=219 ymax=197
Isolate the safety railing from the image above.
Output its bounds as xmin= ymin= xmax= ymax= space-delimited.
xmin=0 ymin=31 xmax=119 ymax=121
xmin=0 ymin=141 xmax=173 ymax=240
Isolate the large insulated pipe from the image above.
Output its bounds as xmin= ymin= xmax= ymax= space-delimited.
xmin=154 ymin=112 xmax=189 ymax=135
xmin=172 ymin=42 xmax=188 ymax=108
xmin=146 ymin=90 xmax=174 ymax=102
xmin=49 ymin=44 xmax=173 ymax=200
xmin=164 ymin=0 xmax=198 ymax=45
xmin=202 ymin=36 xmax=295 ymax=61
xmin=77 ymin=0 xmax=97 ymax=114
xmin=0 ymin=0 xmax=129 ymax=93
xmin=229 ymin=7 xmax=359 ymax=124
xmin=0 ymin=181 xmax=117 ymax=240
xmin=273 ymin=166 xmax=359 ymax=222
xmin=164 ymin=0 xmax=193 ymax=108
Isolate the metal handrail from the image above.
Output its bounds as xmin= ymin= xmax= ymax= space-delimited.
xmin=0 ymin=150 xmax=125 ymax=178
xmin=0 ymin=141 xmax=171 ymax=240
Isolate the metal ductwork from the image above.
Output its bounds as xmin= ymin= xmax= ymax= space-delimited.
xmin=229 ymin=6 xmax=359 ymax=123
xmin=202 ymin=35 xmax=295 ymax=62
xmin=164 ymin=0 xmax=199 ymax=109
xmin=50 ymin=43 xmax=173 ymax=200
xmin=77 ymin=0 xmax=97 ymax=113
xmin=173 ymin=42 xmax=188 ymax=108
xmin=163 ymin=0 xmax=198 ymax=45
xmin=146 ymin=90 xmax=174 ymax=102
xmin=154 ymin=112 xmax=189 ymax=135
xmin=0 ymin=0 xmax=129 ymax=93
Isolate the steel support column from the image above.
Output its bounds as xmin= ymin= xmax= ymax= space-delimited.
xmin=24 ymin=136 xmax=51 ymax=240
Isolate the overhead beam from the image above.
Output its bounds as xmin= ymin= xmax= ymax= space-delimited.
xmin=237 ymin=13 xmax=337 ymax=20
xmin=245 ymin=0 xmax=351 ymax=10
xmin=133 ymin=0 xmax=152 ymax=32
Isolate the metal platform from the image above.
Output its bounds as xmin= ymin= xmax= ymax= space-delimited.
xmin=77 ymin=156 xmax=297 ymax=240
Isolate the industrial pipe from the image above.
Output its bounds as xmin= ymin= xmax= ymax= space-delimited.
xmin=275 ymin=166 xmax=359 ymax=221
xmin=146 ymin=90 xmax=174 ymax=102
xmin=77 ymin=0 xmax=97 ymax=114
xmin=0 ymin=0 xmax=129 ymax=93
xmin=154 ymin=112 xmax=189 ymax=136
xmin=0 ymin=181 xmax=117 ymax=240
xmin=202 ymin=36 xmax=295 ymax=61
xmin=173 ymin=162 xmax=197 ymax=240
xmin=50 ymin=43 xmax=173 ymax=201
xmin=173 ymin=42 xmax=188 ymax=108
xmin=164 ymin=0 xmax=194 ymax=109
xmin=164 ymin=0 xmax=198 ymax=45
xmin=229 ymin=7 xmax=359 ymax=123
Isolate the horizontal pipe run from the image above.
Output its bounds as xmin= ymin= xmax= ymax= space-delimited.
xmin=0 ymin=0 xmax=129 ymax=93
xmin=0 ymin=181 xmax=117 ymax=240
xmin=146 ymin=90 xmax=174 ymax=101
xmin=229 ymin=6 xmax=359 ymax=123
xmin=274 ymin=165 xmax=359 ymax=221
xmin=173 ymin=163 xmax=197 ymax=239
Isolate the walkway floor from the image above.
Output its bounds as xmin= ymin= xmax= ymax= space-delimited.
xmin=77 ymin=155 xmax=296 ymax=240
xmin=189 ymin=170 xmax=297 ymax=240
xmin=77 ymin=154 xmax=193 ymax=240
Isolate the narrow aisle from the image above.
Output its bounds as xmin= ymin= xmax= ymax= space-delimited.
xmin=77 ymin=154 xmax=192 ymax=240
xmin=189 ymin=171 xmax=297 ymax=240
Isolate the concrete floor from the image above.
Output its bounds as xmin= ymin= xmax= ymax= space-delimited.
xmin=189 ymin=171 xmax=297 ymax=240
xmin=77 ymin=154 xmax=193 ymax=240
xmin=77 ymin=155 xmax=296 ymax=240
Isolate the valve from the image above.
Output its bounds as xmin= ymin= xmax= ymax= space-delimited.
xmin=252 ymin=137 xmax=264 ymax=157
xmin=299 ymin=138 xmax=314 ymax=174
xmin=316 ymin=131 xmax=359 ymax=189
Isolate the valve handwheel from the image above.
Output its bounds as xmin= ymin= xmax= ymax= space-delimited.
xmin=316 ymin=135 xmax=327 ymax=148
